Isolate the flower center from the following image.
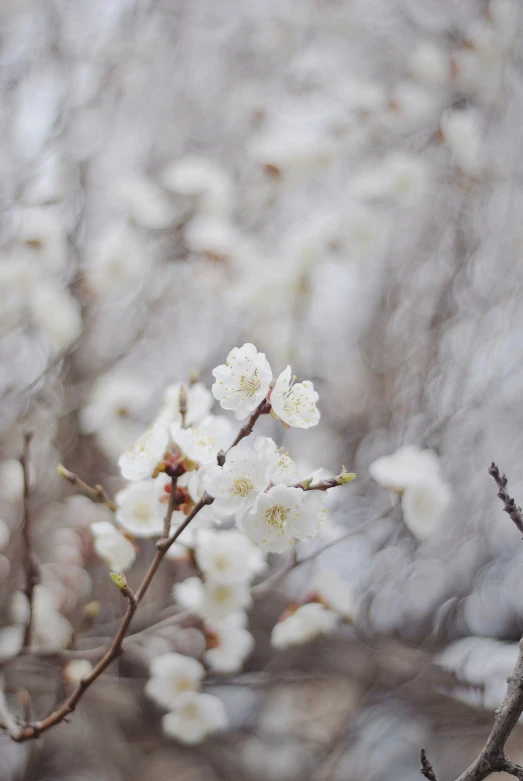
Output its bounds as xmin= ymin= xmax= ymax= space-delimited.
xmin=265 ymin=504 xmax=288 ymax=529
xmin=134 ymin=500 xmax=151 ymax=522
xmin=231 ymin=476 xmax=254 ymax=498
xmin=175 ymin=677 xmax=193 ymax=694
xmin=213 ymin=553 xmax=230 ymax=571
xmin=182 ymin=703 xmax=200 ymax=719
xmin=212 ymin=585 xmax=231 ymax=603
xmin=238 ymin=372 xmax=261 ymax=398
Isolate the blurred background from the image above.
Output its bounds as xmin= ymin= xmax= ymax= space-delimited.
xmin=1 ymin=0 xmax=523 ymax=778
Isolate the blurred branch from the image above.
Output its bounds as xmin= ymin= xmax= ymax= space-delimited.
xmin=20 ymin=434 xmax=39 ymax=649
xmin=424 ymin=465 xmax=523 ymax=781
xmin=421 ymin=748 xmax=439 ymax=781
xmin=57 ymin=464 xmax=117 ymax=512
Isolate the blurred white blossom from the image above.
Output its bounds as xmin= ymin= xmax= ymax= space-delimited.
xmin=146 ymin=652 xmax=205 ymax=710
xmin=162 ymin=691 xmax=228 ymax=744
xmin=271 ymin=603 xmax=338 ymax=649
xmin=91 ymin=520 xmax=136 ymax=572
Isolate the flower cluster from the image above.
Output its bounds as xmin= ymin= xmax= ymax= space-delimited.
xmin=145 ymin=652 xmax=228 ymax=744
xmin=83 ymin=343 xmax=353 ymax=744
xmin=369 ymin=445 xmax=452 ymax=540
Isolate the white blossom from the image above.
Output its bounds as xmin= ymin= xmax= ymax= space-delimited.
xmin=401 ymin=475 xmax=452 ymax=540
xmin=195 ymin=529 xmax=267 ymax=584
xmin=84 ymin=222 xmax=147 ymax=298
xmin=203 ymin=445 xmax=270 ymax=517
xmin=162 ymin=155 xmax=234 ymax=215
xmin=115 ymin=172 xmax=176 ymax=229
xmin=145 ymin=652 xmax=205 ymax=710
xmin=271 ymin=603 xmax=338 ymax=649
xmin=0 ymin=459 xmax=26 ymax=502
xmin=203 ymin=612 xmax=254 ymax=673
xmin=155 ymin=382 xmax=213 ymax=429
xmin=212 ymin=343 xmax=272 ymax=420
xmin=0 ymin=519 xmax=10 ymax=550
xmin=409 ymin=42 xmax=450 ymax=84
xmin=271 ymin=366 xmax=320 ymax=429
xmin=32 ymin=585 xmax=73 ymax=650
xmin=174 ymin=576 xmax=252 ymax=619
xmin=64 ymin=659 xmax=93 ymax=685
xmin=118 ymin=426 xmax=169 ymax=481
xmin=79 ymin=373 xmax=151 ymax=460
xmin=115 ymin=477 xmax=167 ymax=538
xmin=15 ymin=206 xmax=68 ymax=272
xmin=0 ymin=626 xmax=24 ymax=662
xmin=184 ymin=216 xmax=241 ymax=258
xmin=30 ymin=284 xmax=82 ymax=353
xmin=162 ymin=691 xmax=228 ymax=744
xmin=90 ymin=521 xmax=136 ymax=572
xmin=172 ymin=415 xmax=234 ymax=466
xmin=440 ymin=109 xmax=483 ymax=177
xmin=311 ymin=569 xmax=356 ymax=620
xmin=369 ymin=445 xmax=442 ymax=493
xmin=253 ymin=436 xmax=300 ymax=485
xmin=241 ymin=484 xmax=326 ymax=553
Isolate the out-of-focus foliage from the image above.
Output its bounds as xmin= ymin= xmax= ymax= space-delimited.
xmin=2 ymin=0 xmax=523 ymax=779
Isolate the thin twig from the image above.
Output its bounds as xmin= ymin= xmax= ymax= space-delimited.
xmin=420 ymin=748 xmax=439 ymax=781
xmin=227 ymin=399 xmax=271 ymax=451
xmin=57 ymin=465 xmax=117 ymax=512
xmin=488 ymin=463 xmax=523 ymax=534
xmin=425 ymin=465 xmax=523 ymax=781
xmin=4 ymin=481 xmax=216 ymax=739
xmin=20 ymin=434 xmax=39 ymax=649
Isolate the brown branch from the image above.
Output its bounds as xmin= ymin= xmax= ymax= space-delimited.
xmin=57 ymin=465 xmax=117 ymax=512
xmin=488 ymin=463 xmax=523 ymax=534
xmin=425 ymin=465 xmax=523 ymax=781
xmin=6 ymin=472 xmax=212 ymax=741
xmin=421 ymin=748 xmax=439 ymax=781
xmin=227 ymin=398 xmax=271 ymax=451
xmin=20 ymin=434 xmax=39 ymax=649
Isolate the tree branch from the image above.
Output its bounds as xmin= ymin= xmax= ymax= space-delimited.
xmin=57 ymin=464 xmax=117 ymax=512
xmin=421 ymin=748 xmax=440 ymax=781
xmin=227 ymin=399 xmax=271 ymax=450
xmin=20 ymin=434 xmax=39 ymax=649
xmin=424 ymin=465 xmax=523 ymax=781
xmin=488 ymin=463 xmax=523 ymax=535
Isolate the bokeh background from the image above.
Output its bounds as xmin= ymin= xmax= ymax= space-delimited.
xmin=1 ymin=0 xmax=523 ymax=779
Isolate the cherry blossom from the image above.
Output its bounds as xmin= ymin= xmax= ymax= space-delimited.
xmin=114 ymin=477 xmax=167 ymax=538
xmin=118 ymin=425 xmax=169 ymax=481
xmin=211 ymin=343 xmax=272 ymax=420
xmin=203 ymin=612 xmax=254 ymax=673
xmin=195 ymin=529 xmax=267 ymax=584
xmin=174 ymin=576 xmax=252 ymax=619
xmin=64 ymin=659 xmax=94 ymax=685
xmin=271 ymin=603 xmax=338 ymax=649
xmin=241 ymin=484 xmax=326 ymax=553
xmin=203 ymin=445 xmax=270 ymax=517
xmin=145 ymin=652 xmax=205 ymax=710
xmin=368 ymin=445 xmax=442 ymax=493
xmin=311 ymin=569 xmax=356 ymax=620
xmin=172 ymin=415 xmax=234 ymax=466
xmin=271 ymin=366 xmax=320 ymax=429
xmin=155 ymin=382 xmax=213 ymax=429
xmin=401 ymin=475 xmax=452 ymax=540
xmin=161 ymin=691 xmax=228 ymax=744
xmin=253 ymin=436 xmax=300 ymax=485
xmin=90 ymin=521 xmax=136 ymax=572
